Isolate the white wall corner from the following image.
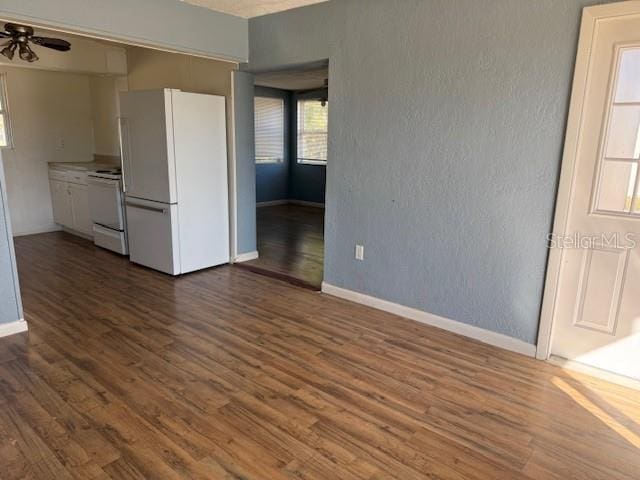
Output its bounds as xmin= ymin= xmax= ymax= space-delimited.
xmin=321 ymin=282 xmax=537 ymax=358
xmin=233 ymin=250 xmax=259 ymax=263
xmin=0 ymin=319 xmax=28 ymax=338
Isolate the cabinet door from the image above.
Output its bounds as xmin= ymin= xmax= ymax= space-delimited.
xmin=50 ymin=180 xmax=73 ymax=228
xmin=68 ymin=183 xmax=92 ymax=236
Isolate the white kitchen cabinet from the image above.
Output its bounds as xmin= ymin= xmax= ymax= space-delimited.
xmin=49 ymin=167 xmax=93 ymax=238
xmin=49 ymin=179 xmax=73 ymax=228
xmin=68 ymin=183 xmax=92 ymax=236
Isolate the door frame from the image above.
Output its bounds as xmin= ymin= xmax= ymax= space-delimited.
xmin=537 ymin=0 xmax=640 ymax=360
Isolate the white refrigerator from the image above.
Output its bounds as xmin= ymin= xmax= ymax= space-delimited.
xmin=119 ymin=89 xmax=229 ymax=275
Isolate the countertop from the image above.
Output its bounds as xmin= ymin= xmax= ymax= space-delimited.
xmin=48 ymin=161 xmax=118 ymax=172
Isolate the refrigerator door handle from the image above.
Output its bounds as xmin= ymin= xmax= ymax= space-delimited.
xmin=125 ymin=201 xmax=167 ymax=214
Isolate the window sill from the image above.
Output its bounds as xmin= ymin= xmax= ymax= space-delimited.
xmin=256 ymin=158 xmax=284 ymax=165
xmin=297 ymin=159 xmax=327 ymax=166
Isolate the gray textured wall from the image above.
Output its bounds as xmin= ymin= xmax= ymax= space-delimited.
xmin=234 ymin=72 xmax=258 ymax=255
xmin=249 ymin=0 xmax=607 ymax=344
xmin=0 ymin=0 xmax=248 ymax=62
xmin=0 ymin=155 xmax=22 ymax=324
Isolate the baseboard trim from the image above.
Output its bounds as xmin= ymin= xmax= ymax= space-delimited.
xmin=256 ymin=200 xmax=289 ymax=207
xmin=289 ymin=200 xmax=325 ymax=208
xmin=0 ymin=319 xmax=28 ymax=338
xmin=548 ymin=355 xmax=640 ymax=391
xmin=256 ymin=199 xmax=325 ymax=208
xmin=321 ymin=282 xmax=536 ymax=358
xmin=233 ymin=250 xmax=259 ymax=263
xmin=13 ymin=224 xmax=61 ymax=237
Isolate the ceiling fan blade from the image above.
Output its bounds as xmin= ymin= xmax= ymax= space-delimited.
xmin=30 ymin=36 xmax=71 ymax=51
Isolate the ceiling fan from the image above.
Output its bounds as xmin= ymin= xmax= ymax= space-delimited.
xmin=0 ymin=23 xmax=71 ymax=63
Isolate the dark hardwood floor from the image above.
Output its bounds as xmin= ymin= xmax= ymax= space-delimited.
xmin=1 ymin=231 xmax=640 ymax=479
xmin=239 ymin=204 xmax=324 ymax=289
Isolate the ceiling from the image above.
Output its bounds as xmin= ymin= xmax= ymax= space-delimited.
xmin=181 ymin=0 xmax=328 ymax=18
xmin=255 ymin=67 xmax=328 ymax=91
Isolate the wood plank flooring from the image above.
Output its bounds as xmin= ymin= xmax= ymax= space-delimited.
xmin=239 ymin=204 xmax=324 ymax=289
xmin=1 ymin=231 xmax=640 ymax=479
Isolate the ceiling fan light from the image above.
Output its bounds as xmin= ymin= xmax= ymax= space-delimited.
xmin=18 ymin=43 xmax=38 ymax=62
xmin=18 ymin=42 xmax=28 ymax=60
xmin=1 ymin=42 xmax=16 ymax=60
xmin=27 ymin=47 xmax=38 ymax=63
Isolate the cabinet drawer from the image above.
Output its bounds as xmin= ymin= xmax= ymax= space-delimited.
xmin=48 ymin=169 xmax=68 ymax=182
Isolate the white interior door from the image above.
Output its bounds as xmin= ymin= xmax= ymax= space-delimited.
xmin=550 ymin=6 xmax=640 ymax=380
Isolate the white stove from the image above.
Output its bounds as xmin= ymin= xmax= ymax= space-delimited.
xmin=88 ymin=168 xmax=128 ymax=255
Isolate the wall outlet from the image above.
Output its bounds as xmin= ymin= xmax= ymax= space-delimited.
xmin=355 ymin=244 xmax=364 ymax=261
xmin=58 ymin=137 xmax=65 ymax=149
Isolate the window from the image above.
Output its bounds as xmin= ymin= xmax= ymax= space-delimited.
xmin=594 ymin=47 xmax=640 ymax=215
xmin=0 ymin=74 xmax=12 ymax=149
xmin=254 ymin=96 xmax=284 ymax=163
xmin=297 ymin=99 xmax=328 ymax=165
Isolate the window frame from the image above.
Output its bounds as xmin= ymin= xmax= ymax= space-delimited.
xmin=592 ymin=43 xmax=640 ymax=218
xmin=296 ymin=97 xmax=328 ymax=166
xmin=254 ymin=95 xmax=285 ymax=165
xmin=0 ymin=73 xmax=13 ymax=150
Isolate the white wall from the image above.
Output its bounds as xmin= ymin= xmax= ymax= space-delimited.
xmin=1 ymin=67 xmax=95 ymax=236
xmin=89 ymin=75 xmax=127 ymax=157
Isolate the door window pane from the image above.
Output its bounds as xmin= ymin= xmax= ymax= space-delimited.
xmin=605 ymin=105 xmax=640 ymax=159
xmin=615 ymin=49 xmax=640 ymax=103
xmin=595 ymin=47 xmax=640 ymax=216
xmin=596 ymin=161 xmax=637 ymax=213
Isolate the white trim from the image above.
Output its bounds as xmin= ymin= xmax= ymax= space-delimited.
xmin=537 ymin=1 xmax=640 ymax=360
xmin=229 ymin=72 xmax=239 ymax=262
xmin=322 ymin=282 xmax=536 ymax=357
xmin=0 ymin=319 xmax=28 ymax=338
xmin=233 ymin=250 xmax=258 ymax=263
xmin=549 ymin=355 xmax=640 ymax=391
xmin=256 ymin=199 xmax=325 ymax=208
xmin=12 ymin=223 xmax=61 ymax=237
xmin=256 ymin=200 xmax=289 ymax=207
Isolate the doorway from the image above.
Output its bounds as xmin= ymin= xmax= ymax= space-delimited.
xmin=540 ymin=2 xmax=640 ymax=382
xmin=238 ymin=62 xmax=328 ymax=290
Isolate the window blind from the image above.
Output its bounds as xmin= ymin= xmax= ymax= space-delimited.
xmin=254 ymin=96 xmax=284 ymax=163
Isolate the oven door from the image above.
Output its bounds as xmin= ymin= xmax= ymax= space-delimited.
xmin=87 ymin=176 xmax=125 ymax=231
